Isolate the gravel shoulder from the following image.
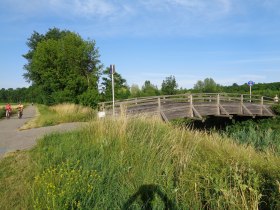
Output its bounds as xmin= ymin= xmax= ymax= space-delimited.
xmin=0 ymin=105 xmax=84 ymax=158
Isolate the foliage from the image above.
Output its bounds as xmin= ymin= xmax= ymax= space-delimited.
xmin=22 ymin=28 xmax=102 ymax=105
xmin=161 ymin=75 xmax=178 ymax=95
xmin=141 ymin=80 xmax=159 ymax=96
xmin=0 ymin=87 xmax=31 ymax=103
xmin=221 ymin=82 xmax=280 ymax=97
xmin=130 ymin=84 xmax=141 ymax=98
xmin=193 ymin=78 xmax=220 ymax=93
xmin=0 ymin=107 xmax=5 ymax=118
xmin=1 ymin=117 xmax=279 ymax=209
xmin=77 ymin=89 xmax=99 ymax=108
xmin=224 ymin=118 xmax=280 ymax=155
xmin=271 ymin=103 xmax=280 ymax=115
xmin=101 ymin=67 xmax=130 ymax=101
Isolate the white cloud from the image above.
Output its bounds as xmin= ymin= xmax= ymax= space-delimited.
xmin=141 ymin=0 xmax=232 ymax=16
xmin=48 ymin=0 xmax=116 ymax=17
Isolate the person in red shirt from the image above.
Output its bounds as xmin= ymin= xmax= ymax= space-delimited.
xmin=5 ymin=103 xmax=12 ymax=119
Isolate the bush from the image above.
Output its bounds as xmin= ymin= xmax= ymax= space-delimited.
xmin=272 ymin=103 xmax=280 ymax=115
xmin=224 ymin=119 xmax=280 ymax=155
xmin=0 ymin=107 xmax=5 ymax=118
xmin=78 ymin=89 xmax=99 ymax=108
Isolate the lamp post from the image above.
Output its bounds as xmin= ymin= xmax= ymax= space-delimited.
xmin=110 ymin=64 xmax=115 ymax=116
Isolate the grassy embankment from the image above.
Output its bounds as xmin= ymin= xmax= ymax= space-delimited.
xmin=1 ymin=113 xmax=279 ymax=209
xmin=21 ymin=103 xmax=96 ymax=129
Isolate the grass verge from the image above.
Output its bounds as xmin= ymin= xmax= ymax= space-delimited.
xmin=1 ymin=116 xmax=279 ymax=209
xmin=21 ymin=103 xmax=96 ymax=129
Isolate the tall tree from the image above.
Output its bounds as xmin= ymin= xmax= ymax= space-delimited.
xmin=101 ymin=67 xmax=130 ymax=101
xmin=130 ymin=84 xmax=141 ymax=98
xmin=161 ymin=75 xmax=178 ymax=95
xmin=23 ymin=28 xmax=102 ymax=105
xmin=141 ymin=80 xmax=159 ymax=96
xmin=193 ymin=78 xmax=218 ymax=93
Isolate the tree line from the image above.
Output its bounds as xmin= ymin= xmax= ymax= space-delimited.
xmin=1 ymin=28 xmax=279 ymax=106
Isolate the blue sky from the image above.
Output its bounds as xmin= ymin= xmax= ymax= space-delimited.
xmin=1 ymin=0 xmax=280 ymax=89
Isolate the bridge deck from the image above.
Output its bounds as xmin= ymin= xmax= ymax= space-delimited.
xmin=99 ymin=93 xmax=276 ymax=121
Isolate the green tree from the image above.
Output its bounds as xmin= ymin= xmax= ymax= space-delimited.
xmin=23 ymin=28 xmax=102 ymax=105
xmin=101 ymin=67 xmax=130 ymax=101
xmin=141 ymin=81 xmax=159 ymax=96
xmin=193 ymin=78 xmax=218 ymax=93
xmin=193 ymin=80 xmax=204 ymax=92
xmin=161 ymin=75 xmax=178 ymax=95
xmin=130 ymin=84 xmax=141 ymax=98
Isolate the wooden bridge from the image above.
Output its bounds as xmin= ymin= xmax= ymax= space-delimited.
xmin=98 ymin=93 xmax=277 ymax=122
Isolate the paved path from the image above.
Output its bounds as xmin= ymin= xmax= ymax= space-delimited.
xmin=0 ymin=106 xmax=83 ymax=158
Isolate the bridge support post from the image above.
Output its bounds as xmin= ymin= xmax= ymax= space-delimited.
xmin=189 ymin=94 xmax=193 ymax=117
xmin=260 ymin=96 xmax=263 ymax=115
xmin=240 ymin=94 xmax=243 ymax=114
xmin=217 ymin=94 xmax=220 ymax=115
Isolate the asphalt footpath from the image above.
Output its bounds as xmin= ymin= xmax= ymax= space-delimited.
xmin=0 ymin=105 xmax=83 ymax=158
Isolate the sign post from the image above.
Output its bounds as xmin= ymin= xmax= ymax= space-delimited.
xmin=247 ymin=80 xmax=255 ymax=102
xmin=110 ymin=65 xmax=115 ymax=116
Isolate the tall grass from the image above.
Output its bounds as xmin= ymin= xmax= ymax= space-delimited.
xmin=21 ymin=103 xmax=96 ymax=129
xmin=1 ymin=116 xmax=280 ymax=209
xmin=224 ymin=119 xmax=280 ymax=155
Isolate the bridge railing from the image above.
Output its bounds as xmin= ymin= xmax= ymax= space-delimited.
xmin=98 ymin=93 xmax=277 ymax=116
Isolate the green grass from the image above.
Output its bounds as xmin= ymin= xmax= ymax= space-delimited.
xmin=224 ymin=118 xmax=280 ymax=155
xmin=1 ymin=117 xmax=279 ymax=209
xmin=21 ymin=103 xmax=96 ymax=129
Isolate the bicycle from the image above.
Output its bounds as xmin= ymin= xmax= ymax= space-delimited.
xmin=18 ymin=110 xmax=23 ymax=119
xmin=6 ymin=110 xmax=11 ymax=119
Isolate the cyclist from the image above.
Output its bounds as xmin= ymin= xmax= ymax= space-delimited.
xmin=5 ymin=103 xmax=12 ymax=119
xmin=17 ymin=102 xmax=24 ymax=119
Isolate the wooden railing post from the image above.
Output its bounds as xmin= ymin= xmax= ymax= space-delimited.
xmin=135 ymin=98 xmax=138 ymax=105
xmin=217 ymin=94 xmax=220 ymax=115
xmin=240 ymin=94 xmax=243 ymax=114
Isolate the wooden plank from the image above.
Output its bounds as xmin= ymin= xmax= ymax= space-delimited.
xmin=242 ymin=104 xmax=253 ymax=116
xmin=262 ymin=106 xmax=274 ymax=116
xmin=160 ymin=111 xmax=169 ymax=122
xmin=192 ymin=106 xmax=203 ymax=119
xmin=219 ymin=104 xmax=230 ymax=116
